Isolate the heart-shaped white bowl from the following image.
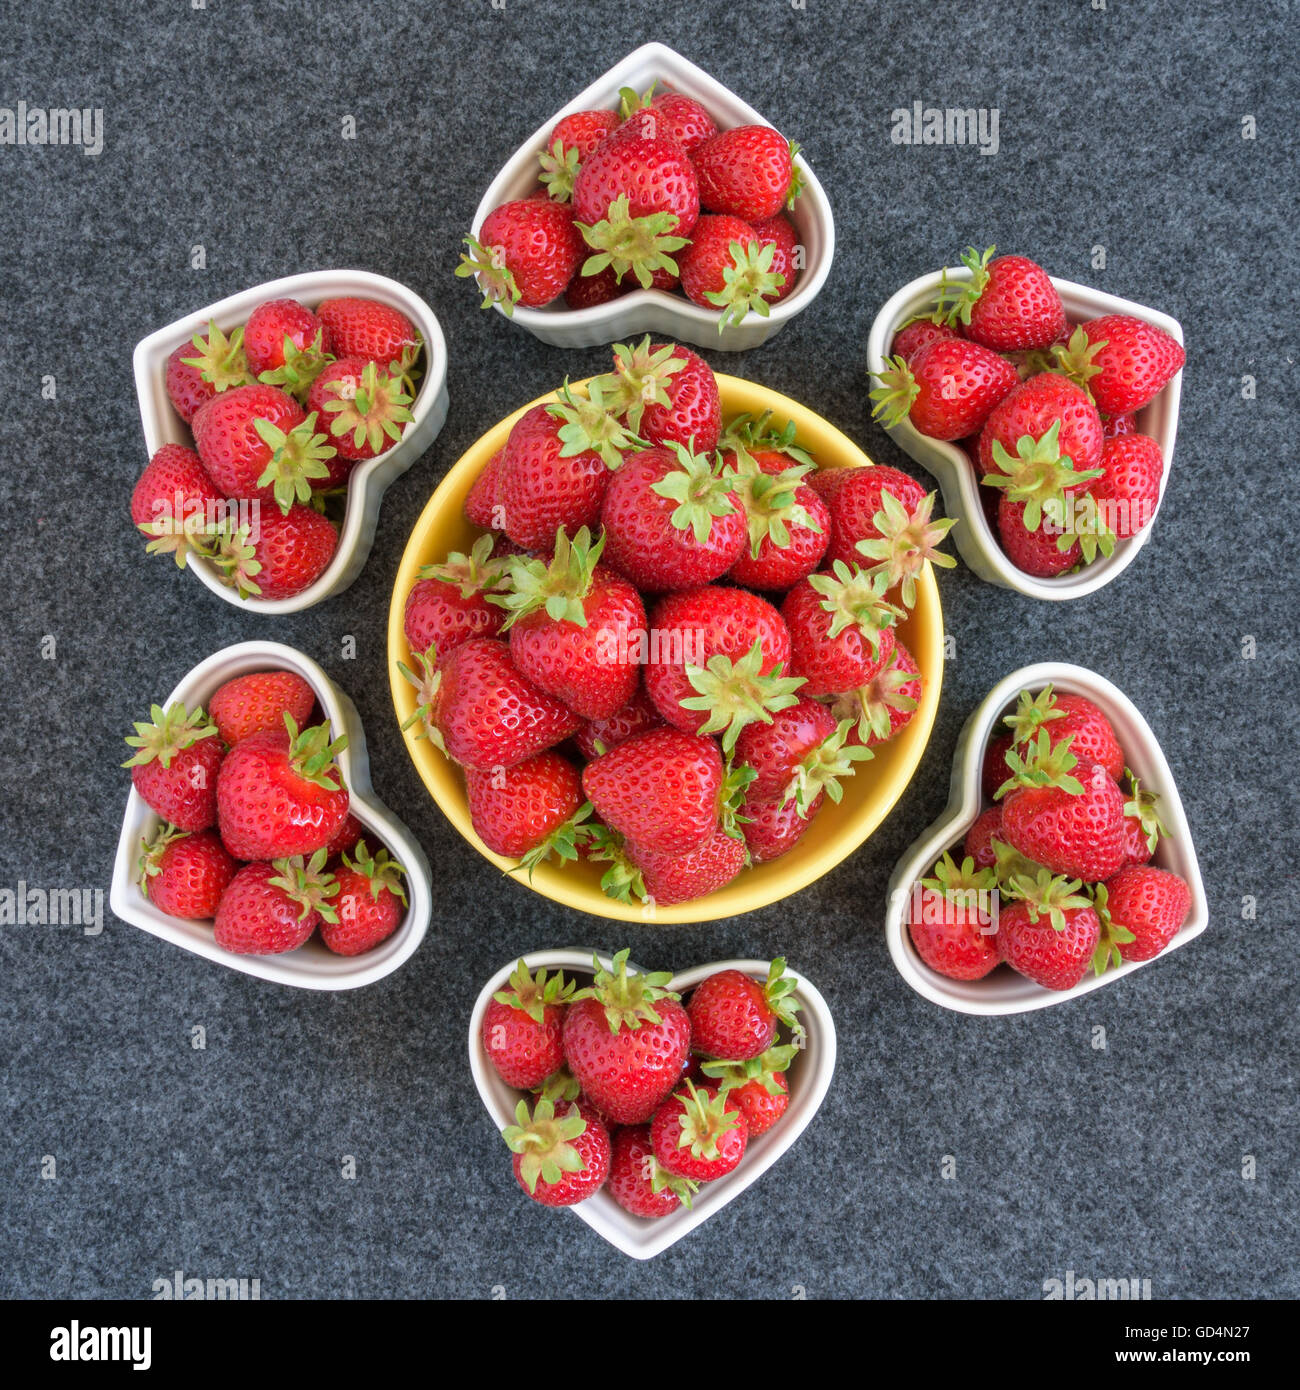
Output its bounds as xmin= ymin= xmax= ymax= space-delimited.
xmin=468 ymin=949 xmax=836 ymax=1259
xmin=865 ymin=270 xmax=1184 ymax=600
xmin=109 ymin=640 xmax=432 ymax=989
xmin=468 ymin=41 xmax=835 ymax=352
xmin=133 ymin=269 xmax=450 ymax=614
xmin=884 ymin=662 xmax=1207 ymax=1014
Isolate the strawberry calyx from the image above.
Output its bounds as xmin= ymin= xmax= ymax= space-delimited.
xmin=646 ymin=1152 xmax=701 ymax=1208
xmin=670 ymin=1079 xmax=742 ymax=1160
xmin=703 ymin=238 xmax=784 ymax=332
xmin=456 ymin=234 xmax=523 ymax=316
xmin=990 ymin=837 xmax=1046 ymax=889
xmin=531 ymin=1069 xmax=582 ymax=1105
xmin=1123 ymin=769 xmax=1169 ymax=854
xmin=253 ymin=412 xmax=338 ymax=514
xmin=576 ymin=193 xmax=690 ymax=291
xmin=1004 ymin=867 xmax=1092 ymax=932
xmin=855 ymin=488 xmax=958 ymax=608
xmin=758 ymin=957 xmax=802 ymax=1031
xmin=731 ymin=462 xmax=823 ymax=559
xmin=514 ymin=802 xmax=597 ymax=881
xmin=808 ymin=563 xmax=903 ymax=654
xmin=257 ymin=329 xmax=334 ymax=402
xmin=492 ymin=959 xmax=576 ymax=1024
xmin=491 ymin=526 xmax=604 ymax=629
xmin=136 ymin=823 xmax=189 ymax=896
xmin=1048 ymin=325 xmax=1107 ymax=399
xmin=718 ymin=759 xmax=758 ymax=843
xmin=416 ymin=534 xmax=508 ymax=600
xmin=268 ymin=848 xmax=340 ymax=923
xmin=179 ymin=319 xmax=252 ymax=392
xmin=702 ymin=1041 xmax=799 ymax=1096
xmin=784 ymin=140 xmax=805 ymax=209
xmin=825 ymin=664 xmax=920 ymax=744
xmin=547 ymin=377 xmax=642 ymax=470
xmin=537 ymin=138 xmax=580 ymax=202
xmin=679 ymin=637 xmax=807 ymax=755
xmin=600 ymin=336 xmax=687 ymax=433
xmin=868 ymin=355 xmax=920 ymax=429
xmin=281 ymin=713 xmax=348 ymax=790
xmin=122 ymin=701 xmax=218 ymax=769
xmin=899 ymin=267 xmax=957 ymax=333
xmin=319 ymin=360 xmax=414 ymax=457
xmin=501 ymin=1096 xmax=591 ymax=1196
xmin=137 ymin=494 xmax=223 ymax=569
xmin=781 ymin=719 xmax=873 ymax=816
xmin=570 ymin=946 xmax=679 ymax=1032
xmin=937 ymin=245 xmax=995 ymax=328
xmin=649 ymin=441 xmax=740 ymax=541
xmin=617 ymin=83 xmax=657 ymax=118
xmin=340 ymin=839 xmax=408 ymax=906
xmin=1002 ymin=685 xmax=1065 ymax=744
xmin=921 ymin=850 xmax=999 ymax=901
xmin=980 ymin=420 xmax=1103 ymax=532
xmin=1049 ymin=489 xmax=1117 ymax=564
xmin=995 ymin=728 xmax=1084 ymax=799
xmin=719 ymin=410 xmax=815 ymax=471
xmin=1090 ymin=881 xmax=1139 ymax=975
xmin=207 ymin=520 xmax=263 ymax=599
xmin=397 ymin=644 xmax=445 ymax=751
xmin=585 ymin=827 xmax=648 ymax=905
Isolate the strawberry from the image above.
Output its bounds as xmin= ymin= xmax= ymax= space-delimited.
xmin=457 ymin=197 xmax=585 ymax=313
xmin=1096 ymin=865 xmax=1190 ymax=963
xmin=562 ymin=950 xmax=692 ymax=1124
xmin=574 ymin=684 xmax=664 ymax=760
xmin=1102 ymin=412 xmax=1136 ymax=439
xmin=314 ymin=297 xmax=420 ymax=375
xmin=494 ymin=527 xmax=645 ymax=719
xmin=782 ymin=563 xmax=900 ymax=697
xmin=726 ymin=451 xmax=830 ymax=590
xmin=906 ymin=853 xmax=1000 ymax=981
xmin=324 ymin=811 xmax=364 ymax=858
xmin=998 ymin=685 xmax=1126 ymax=784
xmin=213 ymin=852 xmax=338 ymax=956
xmin=549 ymin=109 xmax=620 ymax=161
xmin=734 ymin=696 xmax=835 ymax=801
xmin=628 ymin=826 xmax=747 ymax=905
xmin=750 ymin=213 xmax=799 ymax=302
xmin=208 ymin=503 xmax=338 ymax=600
xmin=996 ymin=732 xmax=1127 ymax=882
xmin=644 ymin=586 xmax=799 ymax=748
xmin=130 ymin=443 xmax=225 ymax=568
xmin=819 ymin=463 xmax=925 ymax=569
xmin=166 ymin=320 xmax=250 ymax=422
xmin=890 ymin=317 xmax=960 ymax=363
xmin=464 ymin=449 xmax=505 ymax=529
xmin=320 ymin=839 xmax=408 ymax=956
xmin=465 ymin=751 xmax=587 ymax=866
xmin=976 ymin=372 xmax=1104 ymax=482
xmin=982 ymin=732 xmax=1015 ymax=800
xmin=216 ymin=713 xmax=350 ymax=860
xmin=563 ymin=263 xmax=630 ymax=309
xmin=678 ymin=214 xmax=785 ymax=328
xmin=582 ymin=727 xmax=723 ymax=855
xmin=693 ymin=125 xmax=799 ymax=221
xmin=1120 ymin=771 xmax=1168 ymax=866
xmin=600 ymin=442 xmax=746 ymax=590
xmin=700 ymin=1044 xmax=797 ymax=1136
xmin=607 ymin=1123 xmax=699 ymax=1218
xmin=1091 ymin=433 xmax=1163 ymax=539
xmin=403 ymin=535 xmax=507 ymax=661
xmin=963 ymin=806 xmax=1004 ymax=870
xmin=997 ymin=494 xmax=1081 ymax=576
xmin=741 ymin=787 xmax=820 ymax=862
xmin=687 ymin=959 xmax=801 ymax=1061
xmin=481 ymin=960 xmax=575 ymax=1089
xmin=601 ymin=337 xmax=721 ymax=452
xmin=825 ymin=638 xmax=923 ymax=747
xmin=997 ymin=868 xmax=1100 ymax=990
xmin=619 ymin=85 xmax=718 ymax=152
xmin=209 ymin=668 xmax=315 ymax=746
xmin=942 ymin=247 xmax=1065 ymax=351
xmin=1069 ymin=315 xmax=1185 ymax=415
xmin=122 ymin=702 xmax=222 ymax=831
xmin=399 ymin=637 xmax=580 ymax=770
xmin=503 ymin=1097 xmax=610 ymax=1207
xmin=308 ymin=356 xmax=414 ymax=463
xmin=136 ymin=826 xmax=236 ymax=920
xmin=871 ymin=337 xmax=1018 ymax=441
xmin=651 ymin=1081 xmax=748 ymax=1182
xmin=243 ymin=297 xmax=332 ymax=400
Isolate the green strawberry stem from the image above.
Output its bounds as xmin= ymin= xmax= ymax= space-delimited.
xmin=600 ymin=337 xmax=687 ymax=434
xmin=671 ymin=1079 xmax=741 ymax=1160
xmin=937 ymin=245 xmax=995 ymax=328
xmin=979 ymin=419 xmax=1103 ymax=532
xmin=207 ymin=520 xmax=263 ymax=599
xmin=341 ymin=839 xmax=408 ymax=906
xmin=781 ymin=720 xmax=873 ymax=816
xmin=1004 ymin=866 xmax=1092 ymax=933
xmin=537 ymin=139 xmax=580 ymax=202
xmin=501 ymin=1097 xmax=590 ymax=1195
xmin=492 ymin=960 xmax=576 ymax=1025
xmin=1090 ymin=881 xmax=1138 ymax=975
xmin=416 ymin=534 xmax=507 ymax=599
xmin=490 ymin=527 xmax=603 ymax=630
xmin=136 ymin=823 xmax=188 ymax=896
xmin=855 ymin=489 xmax=957 ymax=609
xmin=257 ymin=329 xmax=334 ymax=403
xmin=512 ymin=802 xmax=596 ymax=881
xmin=179 ymin=319 xmax=251 ymax=391
xmin=397 ymin=644 xmax=445 ymax=752
xmin=319 ymin=360 xmax=414 ymax=455
xmin=281 ymin=712 xmax=347 ymax=790
xmin=456 ymin=234 xmax=523 ymax=316
xmin=253 ymin=412 xmax=338 ymax=515
xmin=731 ymin=462 xmax=822 ymax=559
xmin=808 ymin=562 xmax=903 ymax=654
xmin=122 ymin=702 xmax=217 ymax=768
xmin=704 ymin=238 xmax=784 ymax=333
xmin=575 ymin=193 xmax=689 ymax=290
xmin=1123 ymin=769 xmax=1170 ymax=854
xmin=679 ymin=637 xmax=807 ymax=755
xmin=649 ymin=441 xmax=740 ymax=542
xmin=570 ymin=946 xmax=679 ymax=1032
xmin=547 ymin=376 xmax=643 ymax=470
xmin=719 ymin=410 xmax=815 ymax=470
xmin=995 ymin=728 xmax=1084 ymax=799
xmin=868 ymin=356 xmax=920 ymax=429
xmin=702 ymin=1041 xmax=799 ymax=1095
xmin=268 ymin=848 xmax=340 ymax=923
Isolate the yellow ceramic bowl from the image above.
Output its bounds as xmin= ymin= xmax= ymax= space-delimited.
xmin=388 ymin=375 xmax=944 ymax=923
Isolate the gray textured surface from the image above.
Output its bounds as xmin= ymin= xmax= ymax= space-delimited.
xmin=1 ymin=0 xmax=1298 ymax=1300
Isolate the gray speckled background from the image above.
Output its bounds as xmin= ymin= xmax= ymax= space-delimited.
xmin=1 ymin=0 xmax=1297 ymax=1300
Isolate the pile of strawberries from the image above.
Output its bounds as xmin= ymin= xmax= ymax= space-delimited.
xmin=131 ymin=294 xmax=423 ymax=601
xmin=458 ymin=83 xmax=804 ymax=330
xmin=872 ymin=246 xmax=1185 ymax=578
xmin=400 ymin=339 xmax=947 ymax=907
xmin=483 ymin=951 xmax=802 ymax=1214
xmin=907 ymin=685 xmax=1192 ymax=990
xmin=125 ymin=668 xmax=407 ymax=956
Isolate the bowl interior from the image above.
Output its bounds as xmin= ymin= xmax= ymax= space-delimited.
xmin=389 ymin=374 xmax=944 ymax=923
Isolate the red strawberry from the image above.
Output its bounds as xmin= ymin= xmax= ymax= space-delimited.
xmin=651 ymin=1081 xmax=748 ymax=1182
xmin=999 ymin=686 xmax=1125 ymax=784
xmin=945 ymin=247 xmax=1066 ymax=351
xmin=136 ymin=826 xmax=236 ymax=920
xmin=982 ymin=733 xmax=1015 ymax=799
xmin=976 ymin=372 xmax=1104 ymax=485
xmin=208 ymin=502 xmax=338 ymax=600
xmin=734 ymin=696 xmax=835 ymax=801
xmin=871 ymin=337 xmax=1019 ymax=441
xmin=496 ymin=527 xmax=646 ymax=720
xmin=213 ymin=853 xmax=338 ymax=956
xmin=130 ymin=443 xmax=225 ymax=568
xmin=693 ymin=125 xmax=797 ymax=221
xmin=782 ymin=563 xmax=900 ymax=697
xmin=315 ymin=296 xmax=420 ymax=374
xmin=726 ymin=451 xmax=831 ymax=590
xmin=464 ymin=449 xmax=505 ymax=528
xmin=607 ymin=1124 xmax=699 ymax=1219
xmin=603 ymin=338 xmax=721 ymax=452
xmin=997 ymin=495 xmax=1081 ymax=577
xmin=1074 ymin=315 xmax=1185 ymax=415
xmin=320 ymin=839 xmax=408 ymax=956
xmin=308 ymin=356 xmax=414 ymax=464
xmin=818 ymin=463 xmax=925 ymax=569
xmin=503 ymin=1097 xmax=610 ymax=1207
xmin=1091 ymin=434 xmax=1163 ymax=539
xmin=403 ymin=534 xmax=507 ymax=662
xmin=209 ymin=669 xmax=315 ymax=746
xmin=890 ymin=317 xmax=960 ymax=362
xmin=1120 ymin=772 xmax=1168 ymax=866
xmin=1098 ymin=865 xmax=1190 ymax=963
xmin=575 ymin=685 xmax=664 ymax=760
xmin=550 ymin=109 xmax=620 ymax=161
xmin=741 ymin=787 xmax=820 ymax=862
xmin=824 ymin=471 xmax=955 ymax=606
xmin=563 ymin=263 xmax=630 ymax=310
xmin=905 ymin=852 xmax=1000 ymax=980
xmin=687 ymin=959 xmax=801 ymax=1061
xmin=826 ymin=638 xmax=923 ymax=747
xmin=963 ymin=806 xmax=1004 ymax=870
xmin=996 ymin=870 xmax=1100 ymax=990
xmin=750 ymin=214 xmax=799 ymax=302
xmin=481 ymin=960 xmax=575 ymax=1089
xmin=619 ymin=87 xmax=718 ymax=152
xmin=216 ymin=714 xmax=350 ymax=860
xmin=600 ymin=442 xmax=746 ymax=591
xmin=243 ymin=296 xmax=332 ymax=399
xmin=399 ymin=637 xmax=580 ymax=771
xmin=678 ymin=214 xmax=785 ymax=327
xmin=1102 ymin=412 xmax=1136 ymax=439
xmin=122 ymin=702 xmax=222 ymax=831
xmin=629 ymin=827 xmax=747 ymax=906
xmin=466 ymin=751 xmax=586 ymax=864
xmin=700 ymin=1044 xmax=797 ymax=1136
xmin=324 ymin=811 xmax=364 ymax=858
xmin=166 ymin=320 xmax=250 ymax=422
xmin=562 ymin=951 xmax=692 ymax=1124
xmin=457 ymin=198 xmax=584 ymax=312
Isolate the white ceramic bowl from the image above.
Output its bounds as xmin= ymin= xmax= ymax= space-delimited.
xmin=468 ymin=949 xmax=836 ymax=1259
xmin=133 ymin=269 xmax=450 ymax=614
xmin=110 ymin=640 xmax=432 ymax=990
xmin=884 ymin=662 xmax=1207 ymax=1015
xmin=865 ymin=270 xmax=1184 ymax=600
xmin=468 ymin=41 xmax=834 ymax=352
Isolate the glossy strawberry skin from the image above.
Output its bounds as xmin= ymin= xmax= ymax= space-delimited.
xmin=651 ymin=1085 xmax=748 ymax=1181
xmin=1031 ymin=693 xmax=1126 ymax=783
xmin=906 ymin=884 xmax=1000 ymax=980
xmin=243 ymin=298 xmax=326 ymax=376
xmin=564 ymin=264 xmax=631 ymax=310
xmin=315 ymin=297 xmax=419 ymax=369
xmin=164 ymin=342 xmax=219 ymax=423
xmin=999 ymin=760 xmax=1127 ymax=883
xmin=550 ymin=108 xmax=619 ymax=160
xmin=498 ymin=404 xmax=610 ymax=550
xmin=1104 ymin=865 xmax=1191 ymax=961
xmin=465 ymin=751 xmax=583 ymax=859
xmin=562 ymin=997 xmax=692 ymax=1125
xmin=481 ymin=993 xmax=566 ymax=1089
xmin=480 ymin=198 xmax=584 ymax=308
xmin=734 ymin=696 xmax=836 ymax=802
xmin=629 ymin=827 xmax=746 ymax=905
xmin=464 ymin=449 xmax=505 ymax=528
xmin=687 ymin=969 xmax=777 ymax=1060
xmin=977 ymin=372 xmax=1104 ymax=480
xmin=246 ymin=504 xmax=338 ymax=599
xmin=572 ymin=134 xmax=700 ymax=236
xmin=1092 ymin=434 xmax=1163 ymax=540
xmin=781 ymin=578 xmax=897 ymax=697
xmin=574 ymin=685 xmax=664 ymax=760
xmin=1102 ymin=413 xmax=1136 ymax=439
xmin=324 ymin=812 xmax=364 ymax=858
xmin=215 ymin=728 xmax=351 ymax=861
xmin=191 ymin=382 xmax=306 ymax=499
xmin=305 ymin=355 xmax=389 ymax=470
xmin=512 ymin=1101 xmax=610 ymax=1208
xmin=637 ymin=92 xmax=718 ymax=152
xmin=751 ymin=214 xmax=799 ymax=303
xmin=1080 ymin=315 xmax=1185 ymax=415
xmin=130 ymin=444 xmax=224 ymax=540
xmin=582 ymin=727 xmax=722 ymax=855
xmin=997 ymin=495 xmax=1080 ymax=577
xmin=143 ymin=830 xmax=237 ymax=919
xmin=213 ymin=861 xmax=321 ymax=955
xmin=902 ymin=338 xmax=1018 ymax=441
xmin=741 ymin=787 xmax=821 ymax=863
xmin=964 ymin=255 xmax=1065 ymax=352
xmin=403 ymin=576 xmax=504 ymax=665
xmin=693 ymin=124 xmax=792 ymax=221
xmin=131 ymin=739 xmax=223 ymax=832
xmin=320 ymin=864 xmax=403 ymax=956
xmin=963 ymin=806 xmax=1004 ymax=870
xmin=631 ymin=345 xmax=721 ymax=453
xmin=983 ymin=733 xmax=1015 ymax=799
xmin=678 ymin=214 xmax=761 ymax=309
xmin=209 ymin=669 xmax=315 ymax=747
xmin=890 ymin=319 xmax=960 ymax=362
xmin=822 ymin=464 xmax=927 ymax=569
xmin=998 ymin=902 xmax=1100 ymax=991
xmin=607 ymin=1125 xmax=683 ymax=1219
xmin=728 ymin=1072 xmax=789 ymax=1136
xmin=726 ymin=450 xmax=830 ymax=590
